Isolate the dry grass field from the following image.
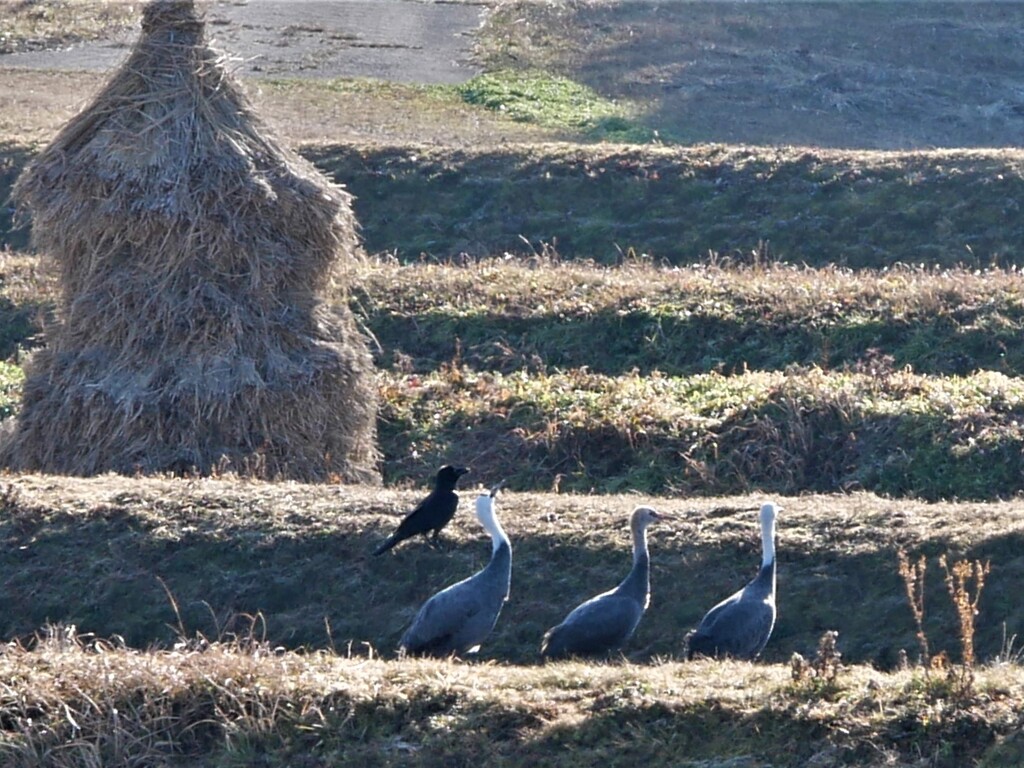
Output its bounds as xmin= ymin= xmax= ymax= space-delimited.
xmin=2 ymin=474 xmax=1024 ymax=766
xmin=3 ymin=1 xmax=1024 ymax=766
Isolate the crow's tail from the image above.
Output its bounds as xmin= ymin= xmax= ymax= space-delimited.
xmin=373 ymin=534 xmax=398 ymax=556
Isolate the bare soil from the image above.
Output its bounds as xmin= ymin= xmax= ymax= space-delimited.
xmin=3 ymin=1 xmax=1024 ymax=149
xmin=482 ymin=1 xmax=1024 ymax=149
xmin=0 ymin=0 xmax=530 ymax=146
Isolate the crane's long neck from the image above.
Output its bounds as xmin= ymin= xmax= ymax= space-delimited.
xmin=761 ymin=513 xmax=776 ymax=569
xmin=756 ymin=510 xmax=777 ymax=596
xmin=633 ymin=521 xmax=650 ymax=569
xmin=481 ymin=508 xmax=511 ymax=556
xmin=480 ymin=505 xmax=512 ymax=598
xmin=617 ymin=521 xmax=650 ymax=603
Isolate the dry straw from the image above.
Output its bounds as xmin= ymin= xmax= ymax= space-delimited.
xmin=3 ymin=0 xmax=379 ymax=482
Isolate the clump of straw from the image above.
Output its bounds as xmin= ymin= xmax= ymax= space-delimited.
xmin=3 ymin=0 xmax=379 ymax=482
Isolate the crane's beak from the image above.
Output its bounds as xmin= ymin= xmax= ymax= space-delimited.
xmin=489 ymin=479 xmax=507 ymax=497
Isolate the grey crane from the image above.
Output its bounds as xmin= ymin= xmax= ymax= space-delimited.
xmin=686 ymin=501 xmax=781 ymax=660
xmin=540 ymin=505 xmax=666 ymax=659
xmin=398 ymin=484 xmax=512 ymax=657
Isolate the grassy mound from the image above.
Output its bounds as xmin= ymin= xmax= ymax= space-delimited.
xmin=3 ymin=357 xmax=1024 ymax=499
xmin=6 ymin=141 xmax=1024 ymax=267
xmin=310 ymin=143 xmax=1024 ymax=267
xmin=355 ymin=259 xmax=1024 ymax=377
xmin=378 ymin=365 xmax=1024 ymax=500
xmin=1 ymin=475 xmax=1022 ymax=669
xmin=2 ymin=256 xmax=1024 ymax=499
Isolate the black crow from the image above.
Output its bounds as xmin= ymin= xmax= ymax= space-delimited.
xmin=373 ymin=465 xmax=470 ymax=555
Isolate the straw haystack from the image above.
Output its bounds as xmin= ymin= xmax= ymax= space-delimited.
xmin=3 ymin=0 xmax=379 ymax=482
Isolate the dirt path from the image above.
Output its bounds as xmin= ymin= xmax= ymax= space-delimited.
xmin=0 ymin=0 xmax=488 ymax=84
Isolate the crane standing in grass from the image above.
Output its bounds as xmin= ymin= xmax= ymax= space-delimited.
xmin=540 ymin=505 xmax=667 ymax=659
xmin=686 ymin=501 xmax=781 ymax=660
xmin=373 ymin=465 xmax=470 ymax=555
xmin=399 ymin=484 xmax=512 ymax=657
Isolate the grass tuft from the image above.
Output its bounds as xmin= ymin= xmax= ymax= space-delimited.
xmin=457 ymin=70 xmax=653 ymax=142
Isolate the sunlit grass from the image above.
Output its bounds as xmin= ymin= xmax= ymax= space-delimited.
xmin=2 ymin=630 xmax=1023 ymax=767
xmin=5 ymin=254 xmax=1024 ymax=497
xmin=377 ymin=363 xmax=1024 ymax=498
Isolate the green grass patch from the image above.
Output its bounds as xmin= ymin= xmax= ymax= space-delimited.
xmin=457 ymin=70 xmax=654 ymax=142
xmin=6 ymin=353 xmax=1023 ymax=500
xmin=0 ymin=361 xmax=24 ymax=419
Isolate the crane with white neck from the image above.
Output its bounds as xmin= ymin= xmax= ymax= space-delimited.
xmin=399 ymin=483 xmax=512 ymax=657
xmin=686 ymin=501 xmax=781 ymax=660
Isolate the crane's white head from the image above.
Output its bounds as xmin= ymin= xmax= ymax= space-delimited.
xmin=760 ymin=501 xmax=782 ymax=527
xmin=759 ymin=501 xmax=781 ymax=565
xmin=476 ymin=487 xmax=509 ymax=549
xmin=631 ymin=505 xmax=666 ymax=529
xmin=475 ymin=480 xmax=505 ymax=521
xmin=476 ymin=490 xmax=495 ymax=522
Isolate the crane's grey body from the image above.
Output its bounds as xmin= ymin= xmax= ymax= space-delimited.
xmin=541 ymin=506 xmax=664 ymax=659
xmin=399 ymin=489 xmax=511 ymax=657
xmin=686 ymin=561 xmax=775 ymax=660
xmin=687 ymin=502 xmax=780 ymax=661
